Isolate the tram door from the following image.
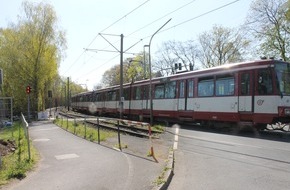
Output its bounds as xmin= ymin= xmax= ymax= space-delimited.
xmin=178 ymin=80 xmax=187 ymax=110
xmin=238 ymin=71 xmax=253 ymax=112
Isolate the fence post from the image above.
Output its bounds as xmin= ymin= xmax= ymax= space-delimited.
xmin=117 ymin=120 xmax=122 ymax=151
xmin=97 ymin=117 xmax=100 ymax=144
xmin=26 ymin=124 xmax=31 ymax=161
xmin=84 ymin=117 xmax=87 ymax=139
xmin=74 ymin=118 xmax=76 ymax=134
xmin=66 ymin=117 xmax=68 ymax=130
xmin=18 ymin=121 xmax=21 ymax=162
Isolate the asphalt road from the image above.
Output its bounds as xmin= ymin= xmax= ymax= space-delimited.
xmin=4 ymin=121 xmax=166 ymax=190
xmin=167 ymin=126 xmax=290 ymax=190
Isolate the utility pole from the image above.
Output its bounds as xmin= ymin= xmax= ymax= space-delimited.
xmin=120 ymin=34 xmax=124 ymax=119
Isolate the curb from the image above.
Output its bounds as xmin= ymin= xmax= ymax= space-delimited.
xmin=152 ymin=149 xmax=174 ymax=190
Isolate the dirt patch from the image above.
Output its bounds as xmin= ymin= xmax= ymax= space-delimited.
xmin=0 ymin=139 xmax=16 ymax=156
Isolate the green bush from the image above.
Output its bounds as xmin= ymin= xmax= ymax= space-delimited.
xmin=0 ymin=123 xmax=39 ymax=186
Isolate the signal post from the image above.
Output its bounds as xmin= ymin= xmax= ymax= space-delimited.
xmin=26 ymin=85 xmax=31 ymax=122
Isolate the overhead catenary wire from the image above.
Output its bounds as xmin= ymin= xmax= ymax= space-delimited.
xmin=63 ymin=0 xmax=151 ymax=75
xmin=75 ymin=0 xmax=242 ymax=83
xmin=143 ymin=0 xmax=241 ymax=39
xmin=76 ymin=0 xmax=199 ymax=79
xmin=98 ymin=0 xmax=198 ymax=56
xmin=127 ymin=0 xmax=197 ymax=38
xmin=164 ymin=0 xmax=241 ymax=32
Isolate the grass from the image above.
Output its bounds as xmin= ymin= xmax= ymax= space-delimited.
xmin=153 ymin=166 xmax=171 ymax=186
xmin=53 ymin=118 xmax=116 ymax=142
xmin=0 ymin=123 xmax=39 ymax=186
xmin=152 ymin=124 xmax=165 ymax=133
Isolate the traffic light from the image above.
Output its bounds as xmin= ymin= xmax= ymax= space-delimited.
xmin=26 ymin=85 xmax=31 ymax=94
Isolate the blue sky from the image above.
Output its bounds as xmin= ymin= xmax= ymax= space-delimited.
xmin=0 ymin=0 xmax=252 ymax=90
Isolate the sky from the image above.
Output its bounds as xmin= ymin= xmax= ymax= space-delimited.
xmin=0 ymin=0 xmax=253 ymax=90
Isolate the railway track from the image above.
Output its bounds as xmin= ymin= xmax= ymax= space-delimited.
xmin=58 ymin=111 xmax=162 ymax=138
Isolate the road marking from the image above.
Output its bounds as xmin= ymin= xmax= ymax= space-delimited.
xmin=173 ymin=141 xmax=178 ymax=150
xmin=55 ymin=154 xmax=79 ymax=160
xmin=33 ymin=138 xmax=50 ymax=142
xmin=174 ymin=134 xmax=179 ymax=141
xmin=179 ymin=134 xmax=263 ymax=149
xmin=173 ymin=124 xmax=180 ymax=150
xmin=31 ymin=127 xmax=59 ymax=132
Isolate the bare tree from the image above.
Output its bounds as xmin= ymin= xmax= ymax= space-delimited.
xmin=197 ymin=25 xmax=248 ymax=68
xmin=246 ymin=0 xmax=290 ymax=61
xmin=154 ymin=40 xmax=199 ymax=76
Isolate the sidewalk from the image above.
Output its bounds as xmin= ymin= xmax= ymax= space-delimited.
xmin=2 ymin=119 xmax=172 ymax=190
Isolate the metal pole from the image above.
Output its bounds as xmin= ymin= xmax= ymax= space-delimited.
xmin=120 ymin=34 xmax=124 ymax=119
xmin=26 ymin=123 xmax=31 ymax=161
xmin=97 ymin=117 xmax=100 ymax=144
xmin=143 ymin=45 xmax=148 ymax=79
xmin=27 ymin=94 xmax=30 ymax=123
xmin=84 ymin=117 xmax=87 ymax=139
xmin=67 ymin=77 xmax=70 ymax=111
xmin=148 ymin=18 xmax=172 ymax=126
xmin=117 ymin=120 xmax=122 ymax=151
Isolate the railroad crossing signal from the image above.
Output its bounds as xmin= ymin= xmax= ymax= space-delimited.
xmin=26 ymin=85 xmax=31 ymax=94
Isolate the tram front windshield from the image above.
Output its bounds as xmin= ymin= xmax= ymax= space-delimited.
xmin=275 ymin=62 xmax=290 ymax=96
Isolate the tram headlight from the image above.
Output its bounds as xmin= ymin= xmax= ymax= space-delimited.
xmin=285 ymin=108 xmax=290 ymax=115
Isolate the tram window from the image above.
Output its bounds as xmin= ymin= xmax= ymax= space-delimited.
xmin=94 ymin=94 xmax=99 ymax=102
xmin=179 ymin=81 xmax=185 ymax=98
xmin=88 ymin=94 xmax=92 ymax=101
xmin=107 ymin=91 xmax=116 ymax=101
xmin=123 ymin=88 xmax=129 ymax=100
xmin=135 ymin=87 xmax=141 ymax=100
xmin=258 ymin=69 xmax=273 ymax=95
xmin=143 ymin=86 xmax=148 ymax=99
xmin=216 ymin=77 xmax=234 ymax=96
xmin=241 ymin=73 xmax=250 ymax=95
xmin=198 ymin=79 xmax=214 ymax=97
xmin=97 ymin=93 xmax=103 ymax=101
xmin=165 ymin=81 xmax=176 ymax=99
xmin=155 ymin=84 xmax=165 ymax=99
xmin=188 ymin=80 xmax=194 ymax=98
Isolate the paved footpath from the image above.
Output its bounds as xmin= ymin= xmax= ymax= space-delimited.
xmin=3 ymin=121 xmax=171 ymax=190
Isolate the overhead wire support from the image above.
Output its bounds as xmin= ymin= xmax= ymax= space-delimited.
xmin=124 ymin=38 xmax=143 ymax=53
xmin=99 ymin=33 xmax=120 ymax=53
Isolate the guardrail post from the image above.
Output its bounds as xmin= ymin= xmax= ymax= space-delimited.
xmin=66 ymin=117 xmax=68 ymax=130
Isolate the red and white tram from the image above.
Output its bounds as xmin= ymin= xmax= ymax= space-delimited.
xmin=71 ymin=59 xmax=290 ymax=130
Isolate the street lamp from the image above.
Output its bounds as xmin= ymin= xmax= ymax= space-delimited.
xmin=143 ymin=45 xmax=150 ymax=79
xmin=147 ymin=18 xmax=172 ymax=126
